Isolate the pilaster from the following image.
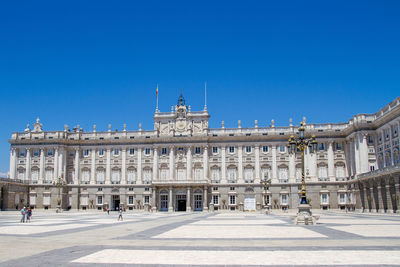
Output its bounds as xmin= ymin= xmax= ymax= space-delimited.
xmin=74 ymin=148 xmax=80 ymax=185
xmin=221 ymin=146 xmax=227 ymax=183
xmin=255 ymin=145 xmax=260 ymax=184
xmin=121 ymin=148 xmax=126 ymax=184
xmin=238 ymin=146 xmax=243 ymax=183
xmin=327 ymin=141 xmax=335 ymax=181
xmin=25 ymin=148 xmax=31 ymax=183
xmin=91 ymin=149 xmax=96 ymax=184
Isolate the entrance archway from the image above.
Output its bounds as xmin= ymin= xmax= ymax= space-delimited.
xmin=176 ymin=194 xmax=186 ymax=211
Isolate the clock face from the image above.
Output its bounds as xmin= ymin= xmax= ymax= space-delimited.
xmin=176 ymin=120 xmax=186 ymax=131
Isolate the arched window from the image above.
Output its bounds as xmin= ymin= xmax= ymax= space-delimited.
xmin=96 ymin=168 xmax=105 ymax=184
xmin=111 ymin=168 xmax=121 ymax=184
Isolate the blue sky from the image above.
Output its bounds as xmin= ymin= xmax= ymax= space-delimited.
xmin=0 ymin=1 xmax=399 ymax=174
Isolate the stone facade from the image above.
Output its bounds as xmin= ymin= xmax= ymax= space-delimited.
xmin=6 ymin=94 xmax=400 ymax=212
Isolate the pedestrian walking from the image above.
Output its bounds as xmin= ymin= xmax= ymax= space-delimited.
xmin=20 ymin=207 xmax=26 ymax=223
xmin=26 ymin=208 xmax=32 ymax=223
xmin=118 ymin=209 xmax=123 ymax=221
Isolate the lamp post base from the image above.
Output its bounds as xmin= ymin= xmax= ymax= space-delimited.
xmin=292 ymin=204 xmax=319 ymax=225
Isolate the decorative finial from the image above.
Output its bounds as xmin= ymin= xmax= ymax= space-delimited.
xmin=177 ymin=90 xmax=186 ymax=106
xmin=36 ymin=117 xmax=40 ymax=124
xmin=255 ymin=120 xmax=258 ymax=128
xmin=271 ymin=119 xmax=275 ymax=128
xmin=171 ymin=106 xmax=174 ymax=112
xmin=188 ymin=105 xmax=191 ymax=112
xmin=33 ymin=118 xmax=43 ymax=132
xmin=123 ymin=123 xmax=127 ymax=132
xmin=302 ymin=116 xmax=306 ymax=125
xmin=289 ymin=118 xmax=293 ymax=127
xmin=108 ymin=124 xmax=111 ymax=132
xmin=64 ymin=124 xmax=68 ymax=132
xmin=221 ymin=121 xmax=225 ymax=128
xmin=238 ymin=120 xmax=241 ymax=128
xmin=93 ymin=125 xmax=96 ymax=132
xmin=25 ymin=124 xmax=30 ymax=132
xmin=139 ymin=123 xmax=142 ymax=131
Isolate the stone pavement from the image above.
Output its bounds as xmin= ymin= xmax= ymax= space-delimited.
xmin=0 ymin=210 xmax=400 ymax=266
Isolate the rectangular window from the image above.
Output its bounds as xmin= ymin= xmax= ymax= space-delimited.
xmin=281 ymin=195 xmax=288 ymax=205
xmin=84 ymin=150 xmax=89 ymax=156
xmin=129 ymin=148 xmax=135 ymax=155
xmin=128 ymin=196 xmax=134 ymax=204
xmin=229 ymin=195 xmax=236 ymax=205
xmin=230 ymin=186 xmax=235 ymax=191
xmin=339 ymin=193 xmax=346 ymax=204
xmin=47 ymin=149 xmax=53 ymax=156
xmin=321 ymin=194 xmax=329 ymax=204
xmin=279 ymin=146 xmax=286 ymax=153
xmin=98 ymin=149 xmax=104 ymax=156
xmin=213 ymin=195 xmax=219 ymax=205
xmin=212 ymin=147 xmax=218 ymax=154
xmin=195 ymin=147 xmax=201 ymax=154
xmin=370 ymin=165 xmax=375 ymax=171
xmin=318 ymin=143 xmax=325 ymax=151
xmin=246 ymin=146 xmax=252 ymax=153
xmin=145 ymin=148 xmax=151 ymax=155
xmin=229 ymin=146 xmax=235 ymax=153
xmin=97 ymin=196 xmax=103 ymax=205
xmin=213 ymin=186 xmax=218 ymax=191
xmin=114 ymin=149 xmax=119 ymax=156
xmin=33 ymin=149 xmax=39 ymax=157
xmin=19 ymin=149 xmax=26 ymax=157
xmin=262 ymin=146 xmax=268 ymax=153
xmin=161 ymin=148 xmax=167 ymax=155
xmin=336 ymin=142 xmax=343 ymax=151
xmin=144 ymin=196 xmax=150 ymax=203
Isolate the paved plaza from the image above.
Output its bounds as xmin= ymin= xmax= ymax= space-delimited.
xmin=0 ymin=211 xmax=400 ymax=266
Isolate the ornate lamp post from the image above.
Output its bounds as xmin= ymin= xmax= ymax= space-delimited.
xmin=288 ymin=122 xmax=317 ymax=216
xmin=261 ymin=174 xmax=271 ymax=214
xmin=54 ymin=174 xmax=66 ymax=213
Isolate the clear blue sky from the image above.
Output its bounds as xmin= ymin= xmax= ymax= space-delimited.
xmin=0 ymin=1 xmax=399 ymax=174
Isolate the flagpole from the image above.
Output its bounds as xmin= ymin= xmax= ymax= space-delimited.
xmin=204 ymin=82 xmax=207 ymax=111
xmin=156 ymin=84 xmax=159 ymax=112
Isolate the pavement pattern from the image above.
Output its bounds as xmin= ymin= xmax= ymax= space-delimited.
xmin=0 ymin=210 xmax=400 ymax=266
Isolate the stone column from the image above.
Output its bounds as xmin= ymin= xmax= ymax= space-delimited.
xmin=152 ymin=187 xmax=157 ymax=210
xmin=221 ymin=146 xmax=227 ymax=183
xmin=255 ymin=145 xmax=260 ymax=184
xmin=169 ymin=147 xmax=174 ymax=181
xmin=328 ymin=141 xmax=335 ymax=181
xmin=360 ymin=133 xmax=369 ymax=173
xmin=74 ymin=148 xmax=80 ymax=185
xmin=106 ymin=148 xmax=111 ymax=184
xmin=168 ymin=186 xmax=173 ymax=212
xmin=238 ymin=146 xmax=243 ymax=183
xmin=289 ymin=152 xmax=295 ymax=183
xmin=9 ymin=148 xmax=16 ymax=179
xmin=203 ymin=185 xmax=208 ymax=211
xmin=91 ymin=149 xmax=96 ymax=184
xmin=153 ymin=147 xmax=158 ymax=181
xmin=381 ymin=130 xmax=386 ymax=167
xmin=309 ymin=148 xmax=317 ymax=181
xmin=54 ymin=148 xmax=59 ymax=180
xmin=203 ymin=146 xmax=209 ymax=181
xmin=186 ymin=147 xmax=191 ymax=180
xmin=25 ymin=148 xmax=31 ymax=183
xmin=186 ymin=186 xmax=191 ymax=212
xmin=137 ymin=148 xmax=142 ymax=184
xmin=39 ymin=148 xmax=44 ymax=184
xmin=121 ymin=148 xmax=126 ymax=184
xmin=271 ymin=145 xmax=278 ymax=183
xmin=354 ymin=136 xmax=361 ymax=175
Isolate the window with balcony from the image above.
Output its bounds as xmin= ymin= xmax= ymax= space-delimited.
xmin=245 ymin=168 xmax=253 ymax=183
xmin=111 ymin=169 xmax=121 ymax=184
xmin=96 ymin=169 xmax=105 ymax=184
xmin=318 ymin=165 xmax=328 ymax=181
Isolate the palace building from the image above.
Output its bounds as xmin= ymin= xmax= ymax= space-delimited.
xmin=5 ymin=94 xmax=400 ymax=212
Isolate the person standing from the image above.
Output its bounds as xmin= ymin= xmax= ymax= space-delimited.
xmin=26 ymin=208 xmax=32 ymax=223
xmin=118 ymin=209 xmax=123 ymax=221
xmin=20 ymin=207 xmax=26 ymax=223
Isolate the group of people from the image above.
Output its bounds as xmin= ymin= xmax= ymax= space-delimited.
xmin=20 ymin=207 xmax=32 ymax=223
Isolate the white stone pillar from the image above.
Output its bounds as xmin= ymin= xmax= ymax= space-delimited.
xmin=153 ymin=147 xmax=158 ymax=181
xmin=389 ymin=127 xmax=394 ymax=166
xmin=289 ymin=153 xmax=295 ymax=182
xmin=54 ymin=148 xmax=59 ymax=180
xmin=203 ymin=146 xmax=209 ymax=181
xmin=39 ymin=148 xmax=44 ymax=184
xmin=354 ymin=136 xmax=361 ymax=175
xmin=271 ymin=145 xmax=278 ymax=183
xmin=186 ymin=186 xmax=191 ymax=211
xmin=203 ymin=185 xmax=208 ymax=210
xmin=25 ymin=148 xmax=30 ymax=183
xmin=121 ymin=148 xmax=126 ymax=184
xmin=168 ymin=186 xmax=173 ymax=211
xmin=9 ymin=148 xmax=16 ymax=179
xmin=309 ymin=148 xmax=317 ymax=181
xmin=328 ymin=141 xmax=335 ymax=181
xmin=381 ymin=130 xmax=386 ymax=167
xmin=186 ymin=147 xmax=191 ymax=180
xmin=169 ymin=147 xmax=174 ymax=181
xmin=255 ymin=145 xmax=260 ymax=184
xmin=74 ymin=148 xmax=80 ymax=185
xmin=360 ymin=133 xmax=369 ymax=173
xmin=91 ymin=148 xmax=96 ymax=184
xmin=238 ymin=146 xmax=243 ymax=183
xmin=221 ymin=146 xmax=226 ymax=183
xmin=106 ymin=148 xmax=111 ymax=184
xmin=137 ymin=148 xmax=142 ymax=184
xmin=62 ymin=148 xmax=66 ymax=180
